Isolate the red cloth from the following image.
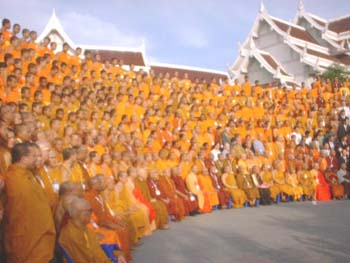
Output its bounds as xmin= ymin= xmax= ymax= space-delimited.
xmin=157 ymin=176 xmax=186 ymax=220
xmin=132 ymin=185 xmax=156 ymax=222
xmin=209 ymin=172 xmax=231 ymax=207
xmin=315 ymin=172 xmax=331 ymax=201
xmin=171 ymin=175 xmax=198 ymax=215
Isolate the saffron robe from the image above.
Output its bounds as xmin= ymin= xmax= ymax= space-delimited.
xmin=59 ymin=219 xmax=111 ymax=263
xmin=134 ymin=178 xmax=169 ymax=229
xmin=4 ymin=164 xmax=56 ymax=263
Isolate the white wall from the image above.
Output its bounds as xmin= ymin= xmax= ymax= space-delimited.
xmin=255 ymin=21 xmax=313 ymax=85
xmin=298 ymin=18 xmax=337 ymax=53
xmin=247 ymin=57 xmax=274 ymax=84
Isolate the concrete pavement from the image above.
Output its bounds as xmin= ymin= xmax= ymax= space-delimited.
xmin=132 ymin=200 xmax=350 ymax=263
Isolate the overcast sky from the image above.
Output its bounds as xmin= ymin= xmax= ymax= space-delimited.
xmin=1 ymin=0 xmax=349 ymax=71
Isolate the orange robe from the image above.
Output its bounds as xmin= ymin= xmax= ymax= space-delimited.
xmin=134 ymin=178 xmax=169 ymax=229
xmin=59 ymin=219 xmax=111 ymax=263
xmin=4 ymin=164 xmax=56 ymax=263
xmin=326 ymin=172 xmax=344 ymax=198
xmin=171 ymin=174 xmax=199 ymax=215
xmin=286 ymin=173 xmax=304 ymax=200
xmin=186 ymin=172 xmax=211 ymax=213
xmin=34 ymin=167 xmax=58 ymax=211
xmin=298 ymin=170 xmax=315 ymax=197
xmin=272 ymin=169 xmax=293 ymax=196
xmin=261 ymin=170 xmax=281 ymax=200
xmin=157 ymin=175 xmax=186 ymax=221
xmin=84 ymin=189 xmax=132 ymax=261
xmin=222 ymin=172 xmax=247 ymax=208
xmin=198 ymin=173 xmax=219 ymax=207
xmin=236 ymin=173 xmax=260 ymax=201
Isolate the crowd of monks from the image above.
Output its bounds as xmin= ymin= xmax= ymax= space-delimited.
xmin=0 ymin=17 xmax=350 ymax=263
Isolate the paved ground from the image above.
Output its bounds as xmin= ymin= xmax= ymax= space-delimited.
xmin=132 ymin=200 xmax=350 ymax=263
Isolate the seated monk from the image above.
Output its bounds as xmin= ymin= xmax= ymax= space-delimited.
xmin=208 ymin=166 xmax=231 ymax=209
xmin=311 ymin=163 xmax=331 ymax=201
xmin=59 ymin=197 xmax=126 ymax=263
xmin=297 ymin=163 xmax=315 ymax=200
xmin=55 ymin=181 xmax=82 ymax=229
xmin=251 ymin=165 xmax=271 ymax=205
xmin=55 ymin=181 xmax=125 ymax=262
xmin=85 ymin=174 xmax=133 ymax=261
xmin=118 ymin=171 xmax=155 ymax=232
xmin=271 ymin=160 xmax=294 ymax=201
xmin=236 ymin=165 xmax=260 ymax=207
xmin=103 ymin=174 xmax=150 ymax=242
xmin=146 ymin=169 xmax=173 ymax=216
xmin=286 ymin=167 xmax=304 ymax=201
xmin=198 ymin=168 xmax=219 ymax=209
xmin=186 ymin=164 xmax=211 ymax=213
xmin=158 ymin=168 xmax=186 ymax=221
xmin=221 ymin=165 xmax=247 ymax=208
xmin=260 ymin=164 xmax=281 ymax=202
xmin=100 ymin=174 xmax=140 ymax=248
xmin=337 ymin=162 xmax=350 ymax=198
xmin=324 ymin=168 xmax=344 ymax=199
xmin=126 ymin=167 xmax=156 ymax=231
xmin=134 ymin=168 xmax=169 ymax=230
xmin=171 ymin=166 xmax=199 ymax=216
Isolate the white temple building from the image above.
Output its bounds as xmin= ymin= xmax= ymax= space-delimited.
xmin=229 ymin=0 xmax=350 ymax=87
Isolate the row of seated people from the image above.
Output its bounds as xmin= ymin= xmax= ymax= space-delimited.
xmin=1 ymin=139 xmax=348 ymax=263
xmin=0 ymin=17 xmax=350 ymax=263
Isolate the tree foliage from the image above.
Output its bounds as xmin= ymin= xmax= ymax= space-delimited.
xmin=321 ymin=63 xmax=350 ymax=82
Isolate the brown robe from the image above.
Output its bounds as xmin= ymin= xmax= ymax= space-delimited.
xmin=209 ymin=171 xmax=231 ymax=208
xmin=236 ymin=173 xmax=260 ymax=201
xmin=157 ymin=175 xmax=186 ymax=220
xmin=84 ymin=189 xmax=132 ymax=261
xmin=135 ymin=178 xmax=169 ymax=229
xmin=4 ymin=164 xmax=56 ymax=263
xmin=171 ymin=174 xmax=198 ymax=215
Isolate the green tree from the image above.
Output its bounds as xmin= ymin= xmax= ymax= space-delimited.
xmin=321 ymin=64 xmax=350 ymax=82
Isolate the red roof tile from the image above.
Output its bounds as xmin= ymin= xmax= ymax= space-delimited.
xmin=151 ymin=66 xmax=228 ymax=82
xmin=329 ymin=17 xmax=350 ymax=33
xmin=272 ymin=19 xmax=319 ymax=45
xmin=260 ymin=53 xmax=289 ymax=76
xmin=310 ymin=16 xmax=326 ymax=27
xmin=86 ymin=49 xmax=145 ymax=66
xmin=295 ymin=45 xmax=341 ymax=63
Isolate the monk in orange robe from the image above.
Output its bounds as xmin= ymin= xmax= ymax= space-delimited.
xmin=54 ymin=181 xmax=124 ymax=261
xmin=198 ymin=168 xmax=219 ymax=208
xmin=59 ymin=198 xmax=126 ymax=263
xmin=85 ymin=174 xmax=132 ymax=261
xmin=325 ymin=169 xmax=344 ymax=199
xmin=185 ymin=164 xmax=212 ymax=213
xmin=171 ymin=166 xmax=199 ymax=215
xmin=236 ymin=165 xmax=260 ymax=207
xmin=158 ymin=169 xmax=186 ymax=221
xmin=32 ymin=145 xmax=58 ymax=211
xmin=4 ymin=143 xmax=56 ymax=263
xmin=221 ymin=165 xmax=247 ymax=208
xmin=134 ymin=168 xmax=169 ymax=230
xmin=208 ymin=166 xmax=231 ymax=208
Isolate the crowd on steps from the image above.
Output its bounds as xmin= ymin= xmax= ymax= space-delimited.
xmin=0 ymin=17 xmax=350 ymax=263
